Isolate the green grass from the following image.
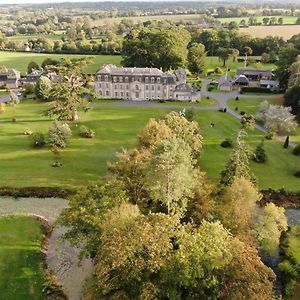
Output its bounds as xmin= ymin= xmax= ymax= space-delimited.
xmin=227 ymin=97 xmax=283 ymax=115
xmin=0 ymin=100 xmax=299 ymax=191
xmin=227 ymin=97 xmax=300 ymax=144
xmin=0 ymin=215 xmax=45 ymax=300
xmin=0 ymin=51 xmax=122 ymax=74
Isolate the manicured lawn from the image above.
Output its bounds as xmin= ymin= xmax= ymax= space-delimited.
xmin=0 ymin=216 xmax=45 ymax=300
xmin=227 ymin=97 xmax=283 ymax=115
xmin=153 ymin=96 xmax=218 ymax=107
xmin=0 ymin=100 xmax=299 ymax=191
xmin=0 ymin=51 xmax=122 ymax=74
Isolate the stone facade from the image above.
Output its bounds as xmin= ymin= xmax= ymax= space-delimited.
xmin=0 ymin=69 xmax=20 ymax=89
xmin=95 ymin=64 xmax=200 ymax=102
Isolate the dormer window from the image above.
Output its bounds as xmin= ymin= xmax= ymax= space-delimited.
xmin=151 ymin=77 xmax=154 ymax=83
xmin=125 ymin=77 xmax=129 ymax=83
xmin=105 ymin=75 xmax=108 ymax=82
xmin=145 ymin=77 xmax=149 ymax=83
xmin=157 ymin=78 xmax=161 ymax=84
xmin=113 ymin=77 xmax=118 ymax=83
xmin=119 ymin=76 xmax=123 ymax=82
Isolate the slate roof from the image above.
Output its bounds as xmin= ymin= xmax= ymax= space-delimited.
xmin=236 ymin=68 xmax=273 ymax=76
xmin=97 ymin=64 xmax=164 ymax=76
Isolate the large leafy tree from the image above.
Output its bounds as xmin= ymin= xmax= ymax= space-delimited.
xmin=288 ymin=60 xmax=300 ymax=88
xmin=219 ymin=176 xmax=261 ymax=240
xmin=220 ymin=130 xmax=256 ymax=186
xmin=284 ymin=86 xmax=300 ymax=118
xmin=95 ymin=203 xmax=179 ymax=299
xmin=254 ymin=203 xmax=288 ymax=256
xmin=217 ymin=47 xmax=232 ymax=67
xmin=122 ymin=27 xmax=191 ymax=71
xmin=47 ymin=58 xmax=91 ymax=121
xmin=187 ymin=42 xmax=206 ymax=77
xmin=145 ymin=137 xmax=198 ymax=215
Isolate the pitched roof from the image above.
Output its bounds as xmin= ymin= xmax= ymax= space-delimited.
xmin=97 ymin=64 xmax=164 ymax=76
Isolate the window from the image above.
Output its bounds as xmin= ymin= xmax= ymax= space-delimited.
xmin=98 ymin=83 xmax=101 ymax=88
xmin=121 ymin=92 xmax=124 ymax=97
xmin=126 ymin=85 xmax=129 ymax=90
xmin=115 ymin=92 xmax=118 ymax=97
xmin=135 ymin=92 xmax=139 ymax=98
xmin=157 ymin=78 xmax=161 ymax=83
xmin=152 ymin=85 xmax=154 ymax=91
xmin=113 ymin=77 xmax=118 ymax=83
xmin=115 ymin=85 xmax=118 ymax=89
xmin=125 ymin=77 xmax=129 ymax=83
xmin=157 ymin=86 xmax=160 ymax=91
xmin=164 ymin=79 xmax=167 ymax=84
xmin=105 ymin=75 xmax=108 ymax=82
xmin=145 ymin=77 xmax=149 ymax=83
xmin=151 ymin=77 xmax=154 ymax=83
xmin=145 ymin=85 xmax=148 ymax=90
xmin=119 ymin=77 xmax=123 ymax=82
xmin=105 ymin=90 xmax=109 ymax=96
xmin=106 ymin=83 xmax=109 ymax=88
xmin=136 ymin=85 xmax=139 ymax=90
xmin=126 ymin=92 xmax=129 ymax=97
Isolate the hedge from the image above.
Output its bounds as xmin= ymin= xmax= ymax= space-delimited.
xmin=0 ymin=187 xmax=76 ymax=199
xmin=241 ymin=87 xmax=275 ymax=93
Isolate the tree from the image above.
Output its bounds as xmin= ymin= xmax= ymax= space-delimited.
xmin=263 ymin=105 xmax=297 ymax=136
xmin=217 ymin=47 xmax=232 ymax=67
xmin=122 ymin=27 xmax=191 ymax=71
xmin=284 ymin=86 xmax=300 ymax=118
xmin=220 ymin=238 xmax=276 ymax=300
xmin=275 ymin=44 xmax=299 ymax=88
xmin=220 ymin=130 xmax=256 ymax=186
xmin=48 ymin=121 xmax=72 ymax=148
xmin=9 ymin=90 xmax=19 ymax=106
xmin=144 ymin=137 xmax=198 ymax=215
xmin=231 ymin=48 xmax=239 ymax=63
xmin=241 ymin=114 xmax=255 ymax=129
xmin=263 ymin=17 xmax=270 ymax=26
xmin=284 ymin=136 xmax=290 ymax=148
xmin=35 ymin=75 xmax=52 ymax=101
xmin=288 ymin=61 xmax=300 ymax=88
xmin=187 ymin=42 xmax=206 ymax=78
xmin=163 ymin=111 xmax=203 ymax=158
xmin=27 ymin=61 xmax=40 ymax=74
xmin=244 ymin=46 xmax=253 ymax=67
xmin=47 ymin=58 xmax=91 ymax=121
xmin=253 ymin=140 xmax=267 ymax=163
xmin=57 ymin=179 xmax=128 ymax=258
xmin=219 ymin=176 xmax=261 ymax=239
xmin=137 ymin=118 xmax=173 ymax=150
xmin=95 ymin=203 xmax=179 ymax=299
xmin=254 ymin=203 xmax=288 ymax=256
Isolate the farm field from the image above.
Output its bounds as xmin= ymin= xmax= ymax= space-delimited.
xmin=0 ymin=216 xmax=46 ymax=300
xmin=0 ymin=51 xmax=275 ymax=76
xmin=217 ymin=15 xmax=298 ymax=25
xmin=91 ymin=13 xmax=204 ymax=26
xmin=0 ymin=51 xmax=122 ymax=74
xmin=240 ymin=25 xmax=300 ymax=40
xmin=0 ymin=100 xmax=299 ymax=191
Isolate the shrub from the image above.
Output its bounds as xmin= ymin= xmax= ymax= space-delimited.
xmin=220 ymin=138 xmax=233 ymax=148
xmin=185 ymin=108 xmax=195 ymax=122
xmin=235 ymin=96 xmax=239 ymax=101
xmin=24 ymin=128 xmax=32 ymax=135
xmin=48 ymin=121 xmax=72 ymax=148
xmin=51 ymin=161 xmax=63 ymax=168
xmin=240 ymin=111 xmax=246 ymax=115
xmin=208 ymin=87 xmax=213 ymax=92
xmin=294 ymin=171 xmax=300 ymax=178
xmin=30 ymin=132 xmax=46 ymax=148
xmin=253 ymin=141 xmax=267 ymax=163
xmin=22 ymin=83 xmax=35 ymax=96
xmin=284 ymin=136 xmax=289 ymax=149
xmin=293 ymin=145 xmax=300 ymax=156
xmin=214 ymin=67 xmax=222 ymax=74
xmin=79 ymin=125 xmax=95 ymax=139
xmin=158 ymin=99 xmax=165 ymax=103
xmin=11 ymin=117 xmax=16 ymax=122
xmin=265 ymin=131 xmax=274 ymax=140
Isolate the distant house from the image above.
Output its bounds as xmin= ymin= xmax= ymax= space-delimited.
xmin=217 ymin=74 xmax=234 ymax=91
xmin=0 ymin=69 xmax=20 ymax=89
xmin=260 ymin=79 xmax=280 ymax=90
xmin=22 ymin=70 xmax=42 ymax=84
xmin=235 ymin=68 xmax=274 ymax=82
xmin=95 ymin=64 xmax=200 ymax=102
xmin=234 ymin=75 xmax=250 ymax=86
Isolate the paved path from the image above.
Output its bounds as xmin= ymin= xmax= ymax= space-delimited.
xmin=0 ymin=197 xmax=93 ymax=300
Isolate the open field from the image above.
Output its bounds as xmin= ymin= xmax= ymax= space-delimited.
xmin=91 ymin=13 xmax=204 ymax=26
xmin=217 ymin=16 xmax=299 ymax=25
xmin=0 ymin=52 xmax=275 ymax=76
xmin=240 ymin=25 xmax=300 ymax=40
xmin=0 ymin=100 xmax=299 ymax=191
xmin=0 ymin=215 xmax=45 ymax=300
xmin=0 ymin=51 xmax=122 ymax=74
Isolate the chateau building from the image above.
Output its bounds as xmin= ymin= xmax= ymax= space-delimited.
xmin=95 ymin=64 xmax=200 ymax=102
